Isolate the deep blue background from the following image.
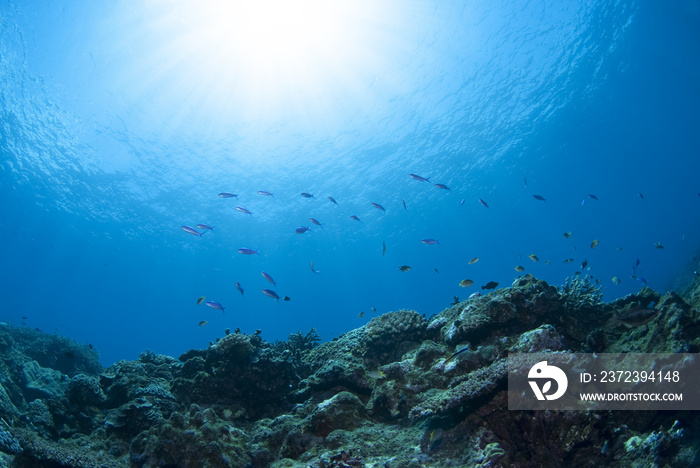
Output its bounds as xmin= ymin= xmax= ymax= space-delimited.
xmin=1 ymin=1 xmax=698 ymax=365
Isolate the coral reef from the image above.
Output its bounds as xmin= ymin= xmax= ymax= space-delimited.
xmin=1 ymin=274 xmax=700 ymax=467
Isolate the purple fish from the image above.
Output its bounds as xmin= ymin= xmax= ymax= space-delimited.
xmin=435 ymin=183 xmax=450 ymax=190
xmin=588 ymin=194 xmax=599 ymax=200
xmin=479 ymin=199 xmax=489 ymax=208
xmin=236 ymin=206 xmax=253 ymax=216
xmin=235 ymin=281 xmax=244 ymax=296
xmin=195 ymin=224 xmax=214 ymax=231
xmin=296 ymin=226 xmax=311 ymax=234
xmin=205 ymin=301 xmax=225 ymax=313
xmin=371 ymin=203 xmax=385 ymax=212
xmin=238 ymin=248 xmax=260 ymax=255
xmin=258 ymin=190 xmax=274 ymax=197
xmin=261 ymin=289 xmax=280 ymax=301
xmin=408 ymin=173 xmax=430 ymax=182
xmin=300 ymin=192 xmax=315 ymax=198
xmin=262 ymin=271 xmax=276 ymax=287
xmin=218 ymin=192 xmax=238 ymax=198
xmin=533 ymin=195 xmax=546 ymax=202
xmin=180 ymin=226 xmax=203 ymax=237
xmin=309 ymin=218 xmax=324 ymax=229
xmin=350 ymin=215 xmax=361 ymax=222
xmin=328 ymin=196 xmax=339 ymax=206
xmin=421 ymin=238 xmax=441 ymax=245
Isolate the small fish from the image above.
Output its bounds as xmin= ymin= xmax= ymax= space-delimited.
xmin=195 ymin=224 xmax=214 ymax=231
xmin=238 ymin=248 xmax=260 ymax=255
xmin=444 ymin=346 xmax=470 ymax=363
xmin=310 ymin=261 xmax=320 ymax=274
xmin=434 ymin=268 xmax=439 ymax=273
xmin=398 ymin=265 xmax=412 ymax=272
xmin=591 ymin=239 xmax=599 ymax=249
xmin=634 ymin=258 xmax=640 ymax=270
xmin=296 ymin=226 xmax=311 ymax=234
xmin=358 ymin=311 xmax=365 ymax=318
xmin=469 ymin=257 xmax=479 ymax=264
xmin=181 ymin=225 xmax=203 ymax=237
xmin=258 ymin=190 xmax=274 ymax=197
xmin=328 ymin=196 xmax=339 ymax=206
xmin=613 ymin=305 xmax=659 ymax=328
xmin=588 ymin=194 xmax=599 ymax=200
xmin=198 ymin=320 xmax=208 ymax=327
xmin=218 ymin=192 xmax=238 ymax=198
xmin=261 ymin=289 xmax=280 ymax=301
xmin=529 ymin=254 xmax=539 ymax=262
xmin=581 ymin=199 xmax=586 ymax=207
xmin=654 ymin=241 xmax=664 ymax=249
xmin=371 ymin=307 xmax=377 ymax=313
xmin=402 ymin=200 xmax=407 ymax=211
xmin=632 ymin=275 xmax=648 ymax=285
xmin=612 ymin=277 xmax=621 ymax=285
xmin=408 ymin=173 xmax=430 ymax=182
xmin=235 ymin=282 xmax=244 ymax=296
xmin=479 ymin=199 xmax=489 ymax=208
xmin=523 ymin=176 xmax=527 ymax=187
xmin=435 ymin=183 xmax=450 ymax=190
xmin=481 ymin=281 xmax=499 ymax=290
xmin=350 ymin=215 xmax=361 ymax=222
xmin=581 ymin=259 xmax=588 ymax=269
xmin=638 ymin=192 xmax=644 ymax=200
xmin=422 ymin=238 xmax=441 ymax=245
xmin=533 ymin=195 xmax=546 ymax=202
xmin=617 ymin=247 xmax=623 ymax=251
xmin=309 ymin=218 xmax=324 ymax=229
xmin=196 ymin=296 xmax=205 ymax=304
xmin=382 ymin=241 xmax=386 ymax=256
xmin=283 ymin=296 xmax=290 ymax=301
xmin=459 ymin=279 xmax=474 ymax=287
xmin=514 ymin=266 xmax=525 ymax=272
xmin=205 ymin=301 xmax=225 ymax=313
xmin=300 ymin=192 xmax=315 ymax=198
xmin=236 ymin=206 xmax=253 ymax=216
xmin=367 ymin=370 xmax=385 ymax=379
xmin=371 ymin=202 xmax=385 ymax=212
xmin=460 ymin=199 xmax=465 ymax=205
xmin=574 ymin=271 xmax=581 ymax=276
xmin=563 ymin=231 xmax=573 ymax=238
xmin=262 ymin=271 xmax=276 ymax=287
xmin=563 ymin=258 xmax=574 ymax=263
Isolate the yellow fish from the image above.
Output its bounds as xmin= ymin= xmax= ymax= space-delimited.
xmin=563 ymin=231 xmax=573 ymax=238
xmin=514 ymin=266 xmax=525 ymax=272
xmin=591 ymin=239 xmax=599 ymax=249
xmin=529 ymin=254 xmax=539 ymax=262
xmin=469 ymin=257 xmax=479 ymax=265
xmin=459 ymin=279 xmax=474 ymax=287
xmin=612 ymin=277 xmax=621 ymax=285
xmin=196 ymin=296 xmax=205 ymax=305
xmin=367 ymin=370 xmax=386 ymax=379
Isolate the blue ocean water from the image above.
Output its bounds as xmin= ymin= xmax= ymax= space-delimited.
xmin=1 ymin=1 xmax=698 ymax=366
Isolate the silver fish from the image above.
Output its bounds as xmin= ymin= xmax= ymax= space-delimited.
xmin=235 ymin=282 xmax=244 ymax=295
xmin=236 ymin=206 xmax=253 ymax=216
xmin=258 ymin=190 xmax=274 ymax=197
xmin=421 ymin=238 xmax=440 ymax=245
xmin=310 ymin=261 xmax=320 ymax=274
xmin=180 ymin=226 xmax=203 ymax=237
xmin=261 ymin=289 xmax=280 ymax=301
xmin=371 ymin=202 xmax=385 ymax=212
xmin=300 ymin=192 xmax=315 ymax=198
xmin=195 ymin=224 xmax=214 ymax=231
xmin=238 ymin=248 xmax=260 ymax=255
xmin=205 ymin=301 xmax=225 ymax=313
xmin=218 ymin=192 xmax=238 ymax=198
xmin=296 ymin=226 xmax=311 ymax=234
xmin=408 ymin=173 xmax=430 ymax=182
xmin=435 ymin=183 xmax=449 ymax=190
xmin=262 ymin=271 xmax=276 ymax=287
xmin=328 ymin=196 xmax=339 ymax=206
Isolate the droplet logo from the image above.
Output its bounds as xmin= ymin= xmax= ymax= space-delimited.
xmin=528 ymin=361 xmax=568 ymax=401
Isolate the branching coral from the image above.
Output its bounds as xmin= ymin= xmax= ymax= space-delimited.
xmin=559 ymin=275 xmax=603 ymax=309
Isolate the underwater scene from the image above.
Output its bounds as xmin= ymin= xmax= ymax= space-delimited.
xmin=1 ymin=0 xmax=700 ymax=466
